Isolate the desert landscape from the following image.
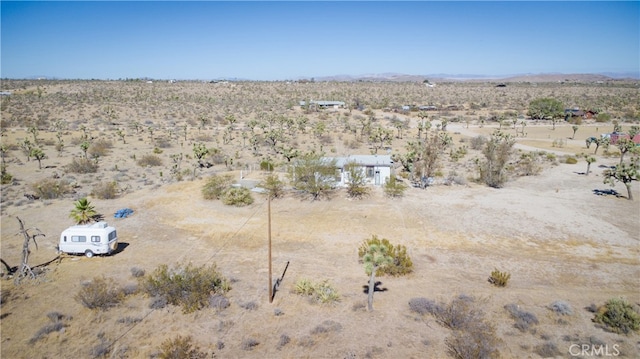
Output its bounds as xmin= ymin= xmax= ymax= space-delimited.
xmin=1 ymin=79 xmax=639 ymax=358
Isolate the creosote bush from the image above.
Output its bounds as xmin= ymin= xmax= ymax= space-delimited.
xmin=92 ymin=181 xmax=118 ymax=199
xmin=222 ymin=186 xmax=254 ymax=206
xmin=202 ymin=174 xmax=233 ymax=200
xmin=75 ymin=276 xmax=124 ymax=310
xmin=358 ymin=235 xmax=413 ymax=276
xmin=593 ymin=297 xmax=640 ymax=334
xmin=158 ymin=335 xmax=207 ymax=359
xmin=137 ymin=154 xmax=163 ymax=167
xmin=294 ymin=278 xmax=340 ymax=304
xmin=260 ymin=173 xmax=285 ymax=198
xmin=488 ymin=269 xmax=511 ymax=287
xmin=565 ymin=156 xmax=578 ymax=164
xmin=141 ymin=263 xmax=230 ymax=314
xmin=31 ymin=178 xmax=71 ymax=199
xmin=66 ymin=157 xmax=98 ymax=173
xmin=383 ymin=175 xmax=407 ymax=198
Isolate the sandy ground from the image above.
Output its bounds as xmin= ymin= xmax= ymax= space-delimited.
xmin=1 ymin=118 xmax=639 ymax=358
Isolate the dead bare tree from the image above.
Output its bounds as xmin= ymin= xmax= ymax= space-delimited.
xmin=14 ymin=216 xmax=45 ymax=283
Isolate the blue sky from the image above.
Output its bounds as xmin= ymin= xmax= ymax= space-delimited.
xmin=1 ymin=1 xmax=638 ymax=80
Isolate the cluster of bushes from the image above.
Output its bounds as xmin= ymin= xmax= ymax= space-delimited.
xmin=202 ymin=174 xmax=254 ymax=206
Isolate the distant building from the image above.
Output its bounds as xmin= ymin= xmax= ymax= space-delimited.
xmin=299 ymin=100 xmax=346 ymax=109
xmin=330 ymin=154 xmax=393 ymax=186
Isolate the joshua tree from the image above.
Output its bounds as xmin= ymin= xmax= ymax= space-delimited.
xmin=571 ymin=125 xmax=579 ymax=139
xmin=80 ymin=140 xmax=90 ymax=159
xmin=603 ymin=157 xmax=639 ymax=200
xmin=193 ymin=143 xmax=209 ymax=167
xmin=368 ymin=126 xmax=393 ymax=154
xmin=616 ymin=138 xmax=637 ymax=165
xmin=362 ymin=243 xmax=392 ymax=311
xmin=585 ymin=156 xmax=596 ymax=176
xmin=30 ymin=147 xmax=46 ymax=169
xmin=116 ymin=129 xmax=126 ymax=144
xmin=70 ymin=198 xmax=98 ymax=225
xmin=27 ymin=125 xmax=39 ymax=144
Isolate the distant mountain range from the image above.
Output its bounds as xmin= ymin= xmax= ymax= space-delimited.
xmin=17 ymin=72 xmax=640 ymax=82
xmin=312 ymin=72 xmax=640 ymax=83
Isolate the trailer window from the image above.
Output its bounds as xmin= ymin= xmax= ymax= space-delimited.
xmin=71 ymin=235 xmax=86 ymax=242
xmin=91 ymin=236 xmax=101 ymax=243
xmin=108 ymin=231 xmax=117 ymax=240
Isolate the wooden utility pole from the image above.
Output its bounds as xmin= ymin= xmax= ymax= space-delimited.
xmin=268 ymin=195 xmax=273 ymax=303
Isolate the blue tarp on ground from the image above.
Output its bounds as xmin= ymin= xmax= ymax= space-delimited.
xmin=114 ymin=208 xmax=134 ymax=218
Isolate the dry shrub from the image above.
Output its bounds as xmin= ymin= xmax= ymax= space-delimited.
xmin=92 ymin=181 xmax=118 ymax=199
xmin=66 ymin=157 xmax=98 ymax=173
xmin=534 ymin=341 xmax=561 ymax=358
xmin=415 ymin=294 xmax=500 ymax=359
xmin=29 ymin=312 xmax=71 ymax=344
xmin=241 ymin=338 xmax=260 ymax=351
xmin=75 ymin=276 xmax=124 ymax=310
xmin=137 ymin=154 xmax=163 ymax=167
xmin=548 ymin=300 xmax=573 ymax=316
xmin=158 ymin=335 xmax=207 ymax=359
xmin=88 ymin=138 xmax=112 ymax=157
xmin=31 ymin=178 xmax=71 ymax=199
xmin=504 ymin=303 xmax=539 ymax=332
xmin=140 ymin=263 xmax=230 ymax=314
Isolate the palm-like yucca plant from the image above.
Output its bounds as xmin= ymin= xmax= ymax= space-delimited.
xmin=70 ymin=197 xmax=97 ymax=224
xmin=363 ymin=243 xmax=393 ymax=311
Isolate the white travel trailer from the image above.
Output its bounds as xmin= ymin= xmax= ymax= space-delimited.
xmin=59 ymin=222 xmax=118 ymax=258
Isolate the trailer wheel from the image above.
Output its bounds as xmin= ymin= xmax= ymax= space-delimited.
xmin=85 ymin=250 xmax=94 ymax=258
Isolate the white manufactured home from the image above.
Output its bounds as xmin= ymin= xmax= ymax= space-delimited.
xmin=332 ymin=155 xmax=393 ymax=187
xmin=59 ymin=222 xmax=118 ymax=258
